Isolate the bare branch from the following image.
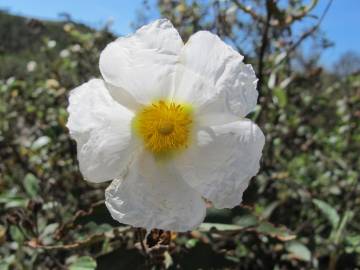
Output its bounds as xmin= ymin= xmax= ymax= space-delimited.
xmin=291 ymin=0 xmax=319 ymax=21
xmin=278 ymin=0 xmax=333 ymax=66
xmin=232 ymin=0 xmax=265 ymax=23
xmin=257 ymin=0 xmax=273 ymax=93
xmin=27 ymin=226 xmax=132 ymax=251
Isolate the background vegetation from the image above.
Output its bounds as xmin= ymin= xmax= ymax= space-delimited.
xmin=0 ymin=0 xmax=359 ymax=269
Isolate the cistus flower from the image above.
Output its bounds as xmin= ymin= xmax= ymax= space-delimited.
xmin=66 ymin=19 xmax=265 ymax=232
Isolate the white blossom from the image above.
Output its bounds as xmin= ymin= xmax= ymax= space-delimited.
xmin=27 ymin=61 xmax=37 ymax=72
xmin=67 ymin=19 xmax=265 ymax=232
xmin=71 ymin=44 xmax=81 ymax=52
xmin=60 ymin=49 xmax=70 ymax=58
xmin=47 ymin=40 xmax=56 ymax=49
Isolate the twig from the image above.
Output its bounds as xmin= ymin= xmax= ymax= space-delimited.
xmin=279 ymin=0 xmax=333 ymax=66
xmin=136 ymin=228 xmax=148 ymax=255
xmin=232 ymin=0 xmax=318 ymax=27
xmin=291 ymin=0 xmax=318 ymax=21
xmin=27 ymin=226 xmax=131 ymax=251
xmin=232 ymin=0 xmax=265 ymax=23
xmin=54 ymin=200 xmax=104 ymax=240
xmin=9 ymin=143 xmax=43 ymax=182
xmin=257 ymin=0 xmax=273 ymax=93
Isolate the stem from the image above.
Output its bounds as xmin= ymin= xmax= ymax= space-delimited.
xmin=257 ymin=0 xmax=273 ymax=94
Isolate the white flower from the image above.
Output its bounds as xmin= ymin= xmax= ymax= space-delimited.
xmin=47 ymin=40 xmax=56 ymax=49
xmin=66 ymin=19 xmax=265 ymax=232
xmin=71 ymin=44 xmax=81 ymax=53
xmin=60 ymin=49 xmax=70 ymax=58
xmin=27 ymin=61 xmax=37 ymax=72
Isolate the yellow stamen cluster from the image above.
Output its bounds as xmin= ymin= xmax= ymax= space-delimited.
xmin=133 ymin=100 xmax=193 ymax=154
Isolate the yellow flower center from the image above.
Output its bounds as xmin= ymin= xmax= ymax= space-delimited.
xmin=133 ymin=100 xmax=193 ymax=154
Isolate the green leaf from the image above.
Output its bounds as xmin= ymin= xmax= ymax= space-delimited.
xmin=273 ymin=87 xmax=287 ymax=108
xmin=40 ymin=223 xmax=59 ymax=239
xmin=185 ymin=239 xmax=198 ymax=249
xmin=333 ymin=210 xmax=353 ymax=244
xmin=31 ymin=136 xmax=50 ymax=150
xmin=6 ymin=198 xmax=28 ymax=208
xmin=0 ymin=255 xmax=15 ymax=270
xmin=261 ymin=201 xmax=280 ymax=220
xmin=0 ymin=261 xmax=10 ymax=270
xmin=0 ymin=191 xmax=28 ymax=208
xmin=69 ymin=256 xmax=97 ymax=270
xmin=268 ymin=72 xmax=276 ymax=89
xmin=9 ymin=225 xmax=24 ymax=243
xmin=233 ymin=214 xmax=258 ymax=228
xmin=274 ymin=51 xmax=287 ymax=65
xmin=199 ymin=223 xmax=243 ymax=232
xmin=255 ymin=222 xmax=296 ymax=241
xmin=346 ymin=235 xmax=360 ymax=246
xmin=313 ymin=199 xmax=340 ymax=228
xmin=285 ymin=241 xmax=311 ymax=262
xmin=84 ymin=222 xmax=112 ymax=234
xmin=24 ymin=173 xmax=40 ymax=198
xmin=200 ymin=212 xmax=296 ymax=242
xmin=164 ymin=251 xmax=173 ymax=269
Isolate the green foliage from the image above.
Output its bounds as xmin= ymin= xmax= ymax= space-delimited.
xmin=285 ymin=241 xmax=311 ymax=262
xmin=313 ymin=199 xmax=340 ymax=228
xmin=1 ymin=1 xmax=360 ymax=269
xmin=69 ymin=256 xmax=97 ymax=270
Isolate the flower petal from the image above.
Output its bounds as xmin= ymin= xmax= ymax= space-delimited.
xmin=67 ymin=79 xmax=136 ymax=183
xmin=99 ymin=19 xmax=183 ymax=105
xmin=105 ymin=151 xmax=206 ymax=232
xmin=175 ymin=119 xmax=265 ymax=208
xmin=173 ymin=31 xmax=258 ymax=118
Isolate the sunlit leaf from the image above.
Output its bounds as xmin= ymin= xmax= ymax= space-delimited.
xmin=31 ymin=136 xmax=51 ymax=150
xmin=285 ymin=241 xmax=311 ymax=262
xmin=185 ymin=238 xmax=198 ymax=249
xmin=24 ymin=173 xmax=40 ymax=198
xmin=0 ymin=191 xmax=28 ymax=208
xmin=199 ymin=223 xmax=243 ymax=232
xmin=40 ymin=223 xmax=59 ymax=239
xmin=313 ymin=199 xmax=340 ymax=228
xmin=9 ymin=226 xmax=24 ymax=243
xmin=233 ymin=214 xmax=258 ymax=228
xmin=69 ymin=256 xmax=97 ymax=270
xmin=255 ymin=222 xmax=296 ymax=241
xmin=273 ymin=87 xmax=287 ymax=108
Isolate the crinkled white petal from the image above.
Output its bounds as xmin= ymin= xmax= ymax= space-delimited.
xmin=66 ymin=79 xmax=136 ymax=183
xmin=99 ymin=19 xmax=183 ymax=105
xmin=175 ymin=119 xmax=265 ymax=208
xmin=105 ymin=151 xmax=206 ymax=232
xmin=173 ymin=31 xmax=258 ymax=118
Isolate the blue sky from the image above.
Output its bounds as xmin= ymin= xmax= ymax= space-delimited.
xmin=0 ymin=0 xmax=359 ymax=66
